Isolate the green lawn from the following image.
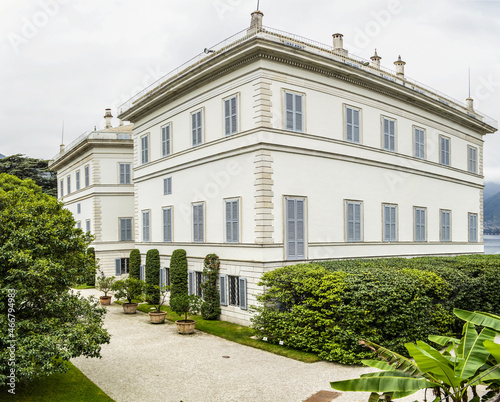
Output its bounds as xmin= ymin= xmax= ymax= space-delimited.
xmin=73 ymin=284 xmax=95 ymax=290
xmin=1 ymin=361 xmax=113 ymax=401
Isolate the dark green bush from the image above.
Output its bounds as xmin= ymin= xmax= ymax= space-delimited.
xmin=86 ymin=247 xmax=96 ymax=286
xmin=201 ymin=254 xmax=221 ymax=320
xmin=145 ymin=249 xmax=160 ymax=304
xmin=170 ymin=249 xmax=188 ymax=299
xmin=129 ymin=249 xmax=141 ymax=279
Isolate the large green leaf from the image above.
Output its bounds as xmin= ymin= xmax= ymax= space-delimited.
xmin=456 ymin=325 xmax=497 ymax=379
xmin=331 ymin=375 xmax=436 ymax=395
xmin=469 ymin=361 xmax=500 ymax=384
xmin=361 ymin=371 xmax=418 ymax=379
xmin=454 ymin=309 xmax=500 ymax=332
xmin=360 ymin=340 xmax=423 ymax=376
xmin=484 ymin=340 xmax=500 ymax=362
xmin=429 ymin=335 xmax=460 ymax=347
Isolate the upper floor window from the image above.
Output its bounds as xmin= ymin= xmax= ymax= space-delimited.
xmin=469 ymin=213 xmax=478 ymax=243
xmin=414 ymin=207 xmax=426 ymax=242
xmin=193 ymin=203 xmax=204 ymax=243
xmin=192 ymin=110 xmax=203 ymax=147
xmin=225 ymin=199 xmax=239 ymax=243
xmin=120 ymin=218 xmax=132 ymax=241
xmin=66 ymin=176 xmax=71 ymax=194
xmin=382 ymin=117 xmax=396 ymax=152
xmin=286 ymin=198 xmax=305 ymax=260
xmin=59 ymin=180 xmax=64 ymax=197
xmin=163 ymin=177 xmax=172 ymax=195
xmin=76 ymin=171 xmax=80 ymax=190
xmin=141 ymin=135 xmax=149 ymax=164
xmin=440 ymin=210 xmax=451 ymax=242
xmin=86 ymin=219 xmax=91 ymax=233
xmin=383 ymin=204 xmax=397 ymax=242
xmin=163 ymin=208 xmax=172 ymax=243
xmin=119 ymin=163 xmax=131 ymax=185
xmin=440 ymin=136 xmax=450 ymax=166
xmin=84 ymin=165 xmax=90 ymax=187
xmin=142 ymin=211 xmax=150 ymax=242
xmin=346 ymin=201 xmax=362 ymax=242
xmin=345 ymin=107 xmax=360 ymax=144
xmin=225 ymin=95 xmax=238 ymax=136
xmin=285 ymin=92 xmax=303 ymax=133
xmin=77 ymin=203 xmax=81 ymax=214
xmin=468 ymin=146 xmax=477 ymax=174
xmin=414 ymin=127 xmax=425 ymax=159
xmin=162 ymin=124 xmax=171 ymax=156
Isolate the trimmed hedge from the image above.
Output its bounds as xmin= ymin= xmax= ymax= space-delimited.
xmin=252 ymin=255 xmax=500 ymax=365
xmin=145 ymin=249 xmax=160 ymax=304
xmin=170 ymin=249 xmax=188 ymax=299
xmin=201 ymin=254 xmax=221 ymax=320
xmin=129 ymin=249 xmax=141 ymax=279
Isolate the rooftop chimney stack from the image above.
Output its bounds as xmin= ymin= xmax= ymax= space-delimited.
xmin=370 ymin=49 xmax=381 ymax=69
xmin=466 ymin=97 xmax=474 ymax=112
xmin=59 ymin=143 xmax=65 ymax=153
xmin=332 ymin=33 xmax=348 ymax=57
xmin=104 ymin=108 xmax=113 ymax=129
xmin=249 ymin=10 xmax=264 ymax=33
xmin=394 ymin=55 xmax=406 ymax=78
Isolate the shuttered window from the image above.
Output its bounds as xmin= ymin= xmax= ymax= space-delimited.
xmin=77 ymin=203 xmax=81 ymax=214
xmin=84 ymin=166 xmax=90 ymax=187
xmin=119 ymin=163 xmax=131 ymax=184
xmin=141 ymin=135 xmax=149 ymax=164
xmin=383 ymin=118 xmax=396 ymax=151
xmin=67 ymin=176 xmax=71 ymax=194
xmin=345 ymin=107 xmax=360 ymax=143
xmin=163 ymin=208 xmax=172 ymax=243
xmin=238 ymin=277 xmax=247 ymax=310
xmin=228 ymin=275 xmax=239 ymax=306
xmin=120 ymin=218 xmax=132 ymax=241
xmin=196 ymin=271 xmax=203 ymax=297
xmin=85 ymin=219 xmax=91 ymax=233
xmin=76 ymin=171 xmax=80 ymax=190
xmin=469 ymin=147 xmax=477 ymax=174
xmin=224 ymin=96 xmax=238 ymax=136
xmin=160 ymin=267 xmax=171 ymax=287
xmin=193 ymin=204 xmax=204 ymax=243
xmin=441 ymin=211 xmax=451 ymax=242
xmin=160 ymin=267 xmax=165 ymax=287
xmin=414 ymin=128 xmax=425 ymax=159
xmin=383 ymin=205 xmax=397 ymax=242
xmin=192 ymin=110 xmax=203 ymax=146
xmin=346 ymin=202 xmax=362 ymax=242
xmin=59 ymin=180 xmax=64 ymax=197
xmin=162 ymin=124 xmax=171 ymax=156
xmin=115 ymin=258 xmax=129 ymax=275
xmin=286 ymin=198 xmax=305 ymax=260
xmin=163 ymin=177 xmax=172 ymax=195
xmin=142 ymin=211 xmax=150 ymax=242
xmin=225 ymin=200 xmax=239 ymax=243
xmin=415 ymin=208 xmax=426 ymax=242
xmin=220 ymin=275 xmax=227 ymax=306
xmin=188 ymin=271 xmax=195 ymax=295
xmin=440 ymin=137 xmax=450 ymax=166
xmin=469 ymin=213 xmax=478 ymax=243
xmin=285 ymin=92 xmax=303 ymax=132
xmin=140 ymin=265 xmax=145 ymax=281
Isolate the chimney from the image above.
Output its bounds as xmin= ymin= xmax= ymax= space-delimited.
xmin=60 ymin=144 xmax=65 ymax=153
xmin=332 ymin=33 xmax=348 ymax=57
xmin=249 ymin=10 xmax=263 ymax=32
xmin=104 ymin=108 xmax=113 ymax=129
xmin=394 ymin=55 xmax=406 ymax=78
xmin=466 ymin=97 xmax=474 ymax=112
xmin=370 ymin=49 xmax=381 ymax=69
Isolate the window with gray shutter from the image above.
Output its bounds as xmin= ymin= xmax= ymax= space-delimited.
xmin=196 ymin=271 xmax=203 ymax=297
xmin=115 ymin=259 xmax=121 ymax=276
xmin=225 ymin=200 xmax=239 ymax=243
xmin=383 ymin=205 xmax=397 ymax=242
xmin=162 ymin=124 xmax=171 ymax=156
xmin=193 ymin=204 xmax=204 ymax=243
xmin=440 ymin=137 xmax=450 ymax=166
xmin=441 ymin=211 xmax=451 ymax=242
xmin=414 ymin=128 xmax=425 ymax=159
xmin=141 ymin=135 xmax=149 ymax=164
xmin=119 ymin=163 xmax=131 ymax=184
xmin=142 ymin=212 xmax=150 ymax=242
xmin=76 ymin=171 xmax=80 ymax=190
xmin=345 ymin=107 xmax=360 ymax=144
xmin=286 ymin=198 xmax=305 ymax=260
xmin=415 ymin=208 xmax=426 ymax=242
xmin=225 ymin=96 xmax=238 ymax=136
xmin=188 ymin=271 xmax=195 ymax=295
xmin=192 ymin=110 xmax=203 ymax=146
xmin=86 ymin=219 xmax=91 ymax=233
xmin=140 ymin=264 xmax=145 ymax=281
xmin=228 ymin=275 xmax=239 ymax=306
xmin=285 ymin=92 xmax=303 ymax=132
xmin=469 ymin=147 xmax=477 ymax=174
xmin=67 ymin=176 xmax=71 ymax=194
xmin=220 ymin=275 xmax=227 ymax=306
xmin=60 ymin=180 xmax=64 ymax=197
xmin=346 ymin=202 xmax=362 ymax=242
xmin=163 ymin=208 xmax=172 ymax=243
xmin=469 ymin=213 xmax=478 ymax=243
xmin=120 ymin=218 xmax=132 ymax=241
xmin=84 ymin=166 xmax=90 ymax=187
xmin=163 ymin=177 xmax=172 ymax=195
xmin=77 ymin=203 xmax=81 ymax=214
xmin=383 ymin=118 xmax=396 ymax=151
xmin=238 ymin=277 xmax=247 ymax=310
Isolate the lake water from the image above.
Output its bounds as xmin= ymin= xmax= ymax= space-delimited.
xmin=484 ymin=235 xmax=500 ymax=255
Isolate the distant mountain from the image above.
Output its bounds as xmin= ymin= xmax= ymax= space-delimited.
xmin=484 ymin=191 xmax=500 ymax=234
xmin=485 ymin=181 xmax=500 ymax=201
xmin=0 ymin=154 xmax=5 ymax=159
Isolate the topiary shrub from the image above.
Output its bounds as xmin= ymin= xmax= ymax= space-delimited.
xmin=201 ymin=253 xmax=221 ymax=320
xmin=170 ymin=249 xmax=188 ymax=300
xmin=145 ymin=249 xmax=160 ymax=304
xmin=129 ymin=249 xmax=141 ymax=279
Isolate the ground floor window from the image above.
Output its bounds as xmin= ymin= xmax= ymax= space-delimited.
xmin=220 ymin=275 xmax=247 ymax=310
xmin=160 ymin=267 xmax=170 ymax=287
xmin=115 ymin=258 xmax=129 ymax=275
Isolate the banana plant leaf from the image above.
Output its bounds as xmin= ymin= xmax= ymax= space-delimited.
xmin=429 ymin=335 xmax=460 ymax=347
xmin=360 ymin=340 xmax=423 ymax=376
xmin=454 ymin=309 xmax=500 ymax=332
xmin=330 ymin=375 xmax=438 ymax=396
xmin=484 ymin=340 xmax=500 ymax=362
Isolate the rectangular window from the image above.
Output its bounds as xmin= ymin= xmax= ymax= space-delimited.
xmin=285 ymin=92 xmax=303 ymax=132
xmin=228 ymin=275 xmax=239 ymax=306
xmin=141 ymin=135 xmax=149 ymax=164
xmin=196 ymin=271 xmax=203 ymax=297
xmin=188 ymin=271 xmax=195 ymax=295
xmin=163 ymin=177 xmax=172 ymax=195
xmin=414 ymin=127 xmax=425 ymax=159
xmin=140 ymin=265 xmax=145 ymax=281
xmin=60 ymin=179 xmax=63 ymax=197
xmin=76 ymin=221 xmax=81 ymax=229
xmin=220 ymin=274 xmax=227 ymax=306
xmin=163 ymin=208 xmax=172 ymax=242
xmin=120 ymin=218 xmax=132 ymax=241
xmin=85 ymin=166 xmax=90 ymax=187
xmin=162 ymin=124 xmax=171 ymax=156
xmin=383 ymin=205 xmax=397 ymax=242
xmin=414 ymin=208 xmax=426 ymax=242
xmin=286 ymin=198 xmax=305 ymax=260
xmin=67 ymin=176 xmax=71 ymax=194
xmin=193 ymin=204 xmax=204 ymax=243
xmin=115 ymin=258 xmax=130 ymax=275
xmin=469 ymin=213 xmax=478 ymax=243
xmin=383 ymin=118 xmax=396 ymax=151
xmin=86 ymin=219 xmax=91 ymax=233
xmin=77 ymin=203 xmax=81 ymax=214
xmin=142 ymin=211 xmax=150 ymax=242
xmin=192 ymin=110 xmax=203 ymax=146
xmin=225 ymin=199 xmax=239 ymax=243
xmin=119 ymin=163 xmax=131 ymax=184
xmin=441 ymin=210 xmax=451 ymax=242
xmin=345 ymin=107 xmax=360 ymax=144
xmin=76 ymin=171 xmax=80 ymax=190
xmin=346 ymin=201 xmax=362 ymax=242
xmin=440 ymin=136 xmax=450 ymax=166
xmin=160 ymin=267 xmax=171 ymax=288
xmin=225 ymin=95 xmax=238 ymax=136
xmin=469 ymin=146 xmax=477 ymax=174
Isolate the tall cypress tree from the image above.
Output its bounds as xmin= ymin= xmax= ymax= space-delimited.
xmin=129 ymin=249 xmax=141 ymax=279
xmin=145 ymin=249 xmax=160 ymax=304
xmin=170 ymin=249 xmax=188 ymax=299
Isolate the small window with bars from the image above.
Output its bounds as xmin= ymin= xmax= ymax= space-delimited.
xmin=115 ymin=258 xmax=130 ymax=275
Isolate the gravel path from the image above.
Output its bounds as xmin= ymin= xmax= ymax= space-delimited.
xmin=72 ymin=288 xmax=424 ymax=402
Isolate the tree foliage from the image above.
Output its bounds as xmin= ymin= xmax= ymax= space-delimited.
xmin=201 ymin=254 xmax=221 ymax=320
xmin=169 ymin=249 xmax=188 ymax=300
xmin=129 ymin=249 xmax=141 ymax=279
xmin=145 ymin=249 xmax=160 ymax=304
xmin=0 ymin=154 xmax=57 ymax=197
xmin=0 ymin=173 xmax=110 ymax=386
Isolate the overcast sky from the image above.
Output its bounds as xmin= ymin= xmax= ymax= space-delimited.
xmin=1 ymin=0 xmax=499 ymax=181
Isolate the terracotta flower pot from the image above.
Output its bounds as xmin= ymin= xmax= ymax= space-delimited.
xmin=175 ymin=319 xmax=196 ymax=334
xmin=122 ymin=303 xmax=138 ymax=314
xmin=100 ymin=296 xmax=112 ymax=306
xmin=149 ymin=311 xmax=167 ymax=324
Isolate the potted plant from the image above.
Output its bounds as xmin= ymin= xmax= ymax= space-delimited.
xmin=111 ymin=278 xmax=145 ymax=314
xmin=147 ymin=284 xmax=170 ymax=324
xmin=96 ymin=274 xmax=115 ymax=305
xmin=170 ymin=294 xmax=202 ymax=334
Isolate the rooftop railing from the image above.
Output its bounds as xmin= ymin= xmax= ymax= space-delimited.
xmin=118 ymin=26 xmax=497 ymax=131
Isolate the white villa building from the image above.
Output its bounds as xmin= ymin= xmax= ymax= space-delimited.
xmin=53 ymin=12 xmax=496 ymax=324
